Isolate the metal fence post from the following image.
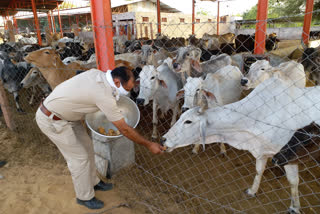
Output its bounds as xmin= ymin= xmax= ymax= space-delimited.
xmin=254 ymin=0 xmax=268 ymax=54
xmin=90 ymin=0 xmax=115 ymax=71
xmin=302 ymin=0 xmax=314 ymax=45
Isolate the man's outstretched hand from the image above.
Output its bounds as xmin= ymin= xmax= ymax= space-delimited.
xmin=148 ymin=142 xmax=165 ymax=154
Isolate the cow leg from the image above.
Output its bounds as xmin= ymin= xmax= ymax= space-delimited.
xmin=220 ymin=143 xmax=227 ymax=155
xmin=284 ymin=164 xmax=301 ymax=214
xmin=246 ymin=157 xmax=267 ymax=197
xmin=152 ymin=99 xmax=158 ymax=139
xmin=170 ymin=104 xmax=179 ymax=127
xmin=13 ymin=91 xmax=23 ymax=113
xmin=192 ymin=144 xmax=200 ymax=154
xmin=29 ymin=86 xmax=36 ymax=105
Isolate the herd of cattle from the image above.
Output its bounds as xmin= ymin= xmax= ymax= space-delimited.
xmin=0 ymin=31 xmax=319 ymax=213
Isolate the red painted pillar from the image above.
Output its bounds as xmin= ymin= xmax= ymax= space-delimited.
xmin=47 ymin=13 xmax=53 ymax=33
xmin=13 ymin=17 xmax=18 ymax=33
xmin=52 ymin=11 xmax=56 ymax=33
xmin=31 ymin=0 xmax=42 ymax=46
xmin=90 ymin=0 xmax=115 ymax=71
xmin=217 ymin=1 xmax=220 ymax=35
xmin=57 ymin=2 xmax=63 ymax=35
xmin=302 ymin=0 xmax=314 ymax=45
xmin=192 ymin=0 xmax=195 ymax=35
xmin=157 ymin=0 xmax=161 ymax=34
xmin=254 ymin=0 xmax=268 ymax=54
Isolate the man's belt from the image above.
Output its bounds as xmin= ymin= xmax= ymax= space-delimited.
xmin=40 ymin=102 xmax=62 ymax=121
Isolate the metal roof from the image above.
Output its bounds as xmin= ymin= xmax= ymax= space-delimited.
xmin=0 ymin=0 xmax=63 ymax=15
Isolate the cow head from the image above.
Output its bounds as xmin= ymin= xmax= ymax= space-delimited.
xmin=177 ymin=77 xmax=202 ymax=112
xmin=172 ymin=46 xmax=202 ymax=75
xmin=20 ymin=67 xmax=41 ymax=88
xmin=136 ymin=65 xmax=167 ymax=106
xmin=161 ymin=106 xmax=209 ymax=152
xmin=140 ymin=41 xmax=157 ymax=66
xmin=241 ymin=60 xmax=272 ymax=89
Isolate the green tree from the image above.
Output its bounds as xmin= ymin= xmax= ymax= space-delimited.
xmin=242 ymin=0 xmax=319 ymax=20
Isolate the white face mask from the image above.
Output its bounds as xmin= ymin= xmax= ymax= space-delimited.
xmin=106 ymin=70 xmax=130 ymax=96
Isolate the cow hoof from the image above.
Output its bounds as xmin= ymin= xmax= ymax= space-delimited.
xmin=219 ymin=152 xmax=227 ymax=158
xmin=151 ymin=135 xmax=158 ymax=140
xmin=245 ymin=189 xmax=256 ymax=197
xmin=288 ymin=208 xmax=300 ymax=214
xmin=192 ymin=149 xmax=199 ymax=155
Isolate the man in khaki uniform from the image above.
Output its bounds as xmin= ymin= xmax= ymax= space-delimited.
xmin=36 ymin=67 xmax=164 ymax=209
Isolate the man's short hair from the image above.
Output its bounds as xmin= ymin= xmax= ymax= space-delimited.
xmin=111 ymin=66 xmax=134 ymax=85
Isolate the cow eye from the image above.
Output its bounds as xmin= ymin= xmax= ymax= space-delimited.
xmin=261 ymin=68 xmax=265 ymax=70
xmin=151 ymin=76 xmax=155 ymax=80
xmin=184 ymin=120 xmax=192 ymax=124
xmin=186 ymin=53 xmax=190 ymax=56
xmin=196 ymin=89 xmax=200 ymax=91
xmin=45 ymin=51 xmax=50 ymax=54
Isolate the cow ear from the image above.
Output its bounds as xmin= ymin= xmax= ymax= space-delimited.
xmin=202 ymin=90 xmax=217 ymax=102
xmin=176 ymin=89 xmax=185 ymax=99
xmin=191 ymin=59 xmax=202 ymax=73
xmin=159 ymin=79 xmax=167 ymax=88
xmin=153 ymin=49 xmax=157 ymax=54
xmin=194 ymin=48 xmax=202 ymax=60
xmin=133 ymin=50 xmax=141 ymax=54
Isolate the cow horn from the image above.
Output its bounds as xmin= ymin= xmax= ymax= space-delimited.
xmin=140 ymin=41 xmax=144 ymax=46
xmin=151 ymin=40 xmax=154 ymax=46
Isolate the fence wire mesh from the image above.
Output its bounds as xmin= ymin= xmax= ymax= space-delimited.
xmin=0 ymin=3 xmax=320 ymax=214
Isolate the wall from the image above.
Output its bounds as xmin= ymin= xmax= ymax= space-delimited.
xmin=134 ymin=12 xmax=235 ymax=39
xmin=128 ymin=1 xmax=157 ymax=13
xmin=235 ymin=26 xmax=320 ymax=40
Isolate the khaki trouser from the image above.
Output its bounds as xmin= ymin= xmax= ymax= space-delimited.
xmin=35 ymin=108 xmax=100 ymax=200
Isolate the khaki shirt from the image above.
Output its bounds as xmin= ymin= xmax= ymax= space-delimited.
xmin=43 ymin=69 xmax=123 ymax=122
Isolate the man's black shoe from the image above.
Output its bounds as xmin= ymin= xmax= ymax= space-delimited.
xmin=76 ymin=197 xmax=104 ymax=209
xmin=94 ymin=181 xmax=113 ymax=191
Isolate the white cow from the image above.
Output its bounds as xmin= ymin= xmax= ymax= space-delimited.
xmin=136 ymin=58 xmax=183 ymax=138
xmin=113 ymin=35 xmax=128 ymax=54
xmin=138 ymin=42 xmax=170 ymax=67
xmin=241 ymin=60 xmax=306 ymax=89
xmin=172 ymin=47 xmax=232 ymax=83
xmin=177 ymin=65 xmax=243 ymax=154
xmin=162 ymin=77 xmax=320 ymax=214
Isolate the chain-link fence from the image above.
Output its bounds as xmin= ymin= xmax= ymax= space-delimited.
xmin=0 ymin=3 xmax=320 ymax=214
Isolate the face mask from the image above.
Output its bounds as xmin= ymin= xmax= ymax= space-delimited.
xmin=106 ymin=70 xmax=130 ymax=96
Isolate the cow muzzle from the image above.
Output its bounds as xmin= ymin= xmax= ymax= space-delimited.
xmin=160 ymin=137 xmax=166 ymax=146
xmin=173 ymin=63 xmax=181 ymax=71
xmin=136 ymin=98 xmax=145 ymax=105
xmin=240 ymin=78 xmax=248 ymax=86
xmin=141 ymin=61 xmax=146 ymax=65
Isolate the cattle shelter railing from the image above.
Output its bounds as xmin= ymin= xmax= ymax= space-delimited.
xmin=0 ymin=7 xmax=320 ymax=214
